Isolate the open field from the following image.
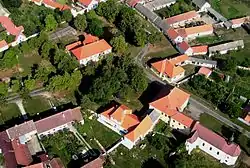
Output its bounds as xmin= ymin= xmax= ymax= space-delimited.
xmin=23 ymin=96 xmax=51 ymax=116
xmin=0 ymin=103 xmax=20 ymax=125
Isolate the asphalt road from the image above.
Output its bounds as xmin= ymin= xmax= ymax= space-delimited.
xmin=135 ymin=44 xmax=250 ymax=139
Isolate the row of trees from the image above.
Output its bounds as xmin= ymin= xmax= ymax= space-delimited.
xmin=188 ymin=75 xmax=242 ymax=118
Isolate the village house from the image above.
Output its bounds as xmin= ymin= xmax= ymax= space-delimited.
xmin=97 ymin=104 xmax=140 ymax=135
xmin=176 ymin=41 xmax=193 ymax=55
xmin=24 ymin=158 xmax=65 ymax=168
xmin=165 ymin=10 xmax=200 ymax=28
xmin=81 ymin=156 xmax=105 ymax=168
xmin=167 ymin=28 xmax=183 ymax=44
xmin=198 ymin=67 xmax=212 ymax=78
xmin=0 ymin=16 xmax=26 ymax=51
xmin=191 ymin=45 xmax=208 ymax=55
xmin=186 ymin=122 xmax=241 ymax=166
xmin=208 ymin=40 xmax=244 ymax=57
xmin=230 ymin=17 xmax=248 ymax=29
xmin=35 ymin=107 xmax=84 ymax=137
xmin=177 ymin=24 xmax=214 ymax=40
xmin=122 ymin=110 xmax=160 ymax=149
xmin=75 ymin=0 xmax=107 ymax=13
xmin=192 ymin=0 xmax=211 ymax=12
xmin=149 ymin=87 xmax=194 ymax=130
xmin=30 ymin=0 xmax=71 ymax=11
xmin=151 ymin=54 xmax=189 ymax=83
xmin=186 ymin=57 xmax=217 ymax=68
xmin=143 ymin=0 xmax=176 ymax=11
xmin=66 ymin=33 xmax=112 ymax=65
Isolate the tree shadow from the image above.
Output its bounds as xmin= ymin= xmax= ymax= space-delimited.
xmin=141 ymin=158 xmax=164 ymax=168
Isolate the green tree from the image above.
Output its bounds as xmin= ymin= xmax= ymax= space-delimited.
xmin=87 ymin=18 xmax=104 ymax=37
xmin=45 ymin=14 xmax=58 ymax=32
xmin=96 ymin=0 xmax=120 ymax=22
xmin=129 ymin=65 xmax=148 ymax=92
xmin=1 ymin=47 xmax=19 ymax=68
xmin=54 ymin=50 xmax=78 ymax=73
xmin=41 ymin=41 xmax=57 ymax=59
xmin=35 ymin=60 xmax=56 ymax=83
xmin=62 ymin=10 xmax=73 ymax=22
xmin=0 ymin=82 xmax=8 ymax=98
xmin=74 ymin=14 xmax=87 ymax=31
xmin=24 ymin=78 xmax=36 ymax=91
xmin=20 ymin=41 xmax=31 ymax=54
xmin=11 ymin=79 xmax=21 ymax=93
xmin=110 ymin=35 xmax=128 ymax=54
xmin=134 ymin=28 xmax=147 ymax=46
xmin=2 ymin=0 xmax=22 ymax=8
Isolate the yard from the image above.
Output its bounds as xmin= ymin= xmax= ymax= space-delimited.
xmin=23 ymin=96 xmax=51 ymax=116
xmin=0 ymin=103 xmax=20 ymax=125
xmin=75 ymin=114 xmax=121 ymax=150
xmin=210 ymin=0 xmax=250 ymax=19
xmin=41 ymin=130 xmax=84 ymax=166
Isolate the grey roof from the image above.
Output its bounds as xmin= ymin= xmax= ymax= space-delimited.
xmin=135 ymin=4 xmax=159 ymax=22
xmin=155 ymin=18 xmax=170 ymax=31
xmin=189 ymin=57 xmax=217 ymax=65
xmin=207 ymin=7 xmax=232 ymax=28
xmin=144 ymin=0 xmax=176 ymax=11
xmin=209 ymin=40 xmax=244 ymax=53
xmin=149 ymin=110 xmax=161 ymax=123
xmin=192 ymin=0 xmax=208 ymax=8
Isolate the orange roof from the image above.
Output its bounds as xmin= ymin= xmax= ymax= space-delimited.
xmin=66 ymin=41 xmax=82 ymax=51
xmin=166 ymin=11 xmax=199 ymax=25
xmin=150 ymin=87 xmax=190 ymax=113
xmin=151 ymin=59 xmax=185 ymax=78
xmin=43 ymin=0 xmax=71 ymax=10
xmin=198 ymin=67 xmax=212 ymax=77
xmin=167 ymin=28 xmax=180 ymax=40
xmin=191 ymin=45 xmax=208 ymax=54
xmin=177 ymin=24 xmax=213 ymax=37
xmin=231 ymin=17 xmax=246 ymax=25
xmin=24 ymin=163 xmax=44 ymax=168
xmin=71 ymin=39 xmax=112 ymax=61
xmin=82 ymin=33 xmax=99 ymax=45
xmin=125 ymin=115 xmax=153 ymax=142
xmin=111 ymin=104 xmax=131 ymax=123
xmin=121 ymin=114 xmax=140 ymax=131
xmin=78 ymin=0 xmax=93 ymax=6
xmin=177 ymin=41 xmax=191 ymax=52
xmin=244 ymin=113 xmax=250 ymax=123
xmin=0 ymin=40 xmax=8 ymax=48
xmin=171 ymin=112 xmax=194 ymax=128
xmin=169 ymin=54 xmax=189 ymax=65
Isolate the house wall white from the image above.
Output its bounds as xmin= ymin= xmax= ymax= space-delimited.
xmin=186 ymin=30 xmax=213 ymax=40
xmin=185 ymin=60 xmax=216 ymax=68
xmin=195 ymin=2 xmax=211 ymax=13
xmin=171 ymin=36 xmax=183 ymax=44
xmin=192 ymin=51 xmax=207 ymax=56
xmin=79 ymin=48 xmax=112 ymax=65
xmin=186 ymin=137 xmax=239 ymax=166
xmin=232 ymin=23 xmax=243 ymax=29
xmin=37 ymin=123 xmax=73 ymax=137
xmin=170 ymin=15 xmax=200 ymax=28
xmin=11 ymin=34 xmax=26 ymax=47
xmin=0 ymin=45 xmax=9 ymax=52
xmin=209 ymin=45 xmax=244 ymax=57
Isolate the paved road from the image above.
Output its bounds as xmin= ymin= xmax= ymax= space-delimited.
xmin=134 ymin=45 xmax=250 ymax=139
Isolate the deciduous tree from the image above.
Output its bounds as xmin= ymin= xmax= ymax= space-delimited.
xmin=45 ymin=14 xmax=58 ymax=32
xmin=74 ymin=14 xmax=87 ymax=31
xmin=110 ymin=35 xmax=128 ymax=54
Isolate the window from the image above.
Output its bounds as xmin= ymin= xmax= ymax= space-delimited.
xmin=173 ymin=120 xmax=175 ymax=123
xmin=225 ymin=160 xmax=227 ymax=162
xmin=178 ymin=123 xmax=181 ymax=125
xmin=209 ymin=147 xmax=212 ymax=150
xmin=172 ymin=125 xmax=174 ymax=127
xmin=217 ymin=152 xmax=219 ymax=155
xmin=184 ymin=126 xmax=186 ymax=128
xmin=202 ymin=143 xmax=205 ymax=146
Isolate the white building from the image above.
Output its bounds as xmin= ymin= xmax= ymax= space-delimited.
xmin=144 ymin=0 xmax=176 ymax=11
xmin=186 ymin=122 xmax=241 ymax=166
xmin=186 ymin=57 xmax=217 ymax=68
xmin=208 ymin=40 xmax=244 ymax=57
xmin=66 ymin=35 xmax=112 ymax=65
xmin=167 ymin=28 xmax=183 ymax=44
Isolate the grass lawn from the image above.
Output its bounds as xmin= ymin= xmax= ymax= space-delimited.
xmin=0 ymin=103 xmax=20 ymax=125
xmin=23 ymin=96 xmax=51 ymax=116
xmin=210 ymin=0 xmax=250 ymax=19
xmin=18 ymin=51 xmax=41 ymax=76
xmin=75 ymin=115 xmax=121 ymax=150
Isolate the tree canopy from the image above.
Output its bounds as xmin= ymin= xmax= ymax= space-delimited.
xmin=74 ymin=14 xmax=87 ymax=31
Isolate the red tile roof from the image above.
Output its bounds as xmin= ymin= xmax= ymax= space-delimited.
xmin=11 ymin=139 xmax=33 ymax=166
xmin=0 ymin=40 xmax=8 ymax=48
xmin=151 ymin=59 xmax=185 ymax=78
xmin=187 ymin=122 xmax=241 ymax=157
xmin=35 ymin=107 xmax=83 ymax=134
xmin=71 ymin=39 xmax=112 ymax=61
xmin=82 ymin=33 xmax=99 ymax=45
xmin=198 ymin=67 xmax=212 ymax=77
xmin=49 ymin=158 xmax=65 ymax=168
xmin=169 ymin=54 xmax=189 ymax=65
xmin=231 ymin=17 xmax=246 ymax=25
xmin=78 ymin=0 xmax=93 ymax=6
xmin=0 ymin=131 xmax=17 ymax=168
xmin=126 ymin=0 xmax=140 ymax=7
xmin=81 ymin=156 xmax=104 ymax=168
xmin=6 ymin=120 xmax=36 ymax=140
xmin=244 ymin=113 xmax=250 ymax=123
xmin=66 ymin=41 xmax=82 ymax=51
xmin=0 ymin=16 xmax=24 ymax=37
xmin=167 ymin=28 xmax=181 ymax=41
xmin=191 ymin=45 xmax=208 ymax=54
xmin=177 ymin=24 xmax=213 ymax=38
xmin=150 ymin=87 xmax=190 ymax=113
xmin=171 ymin=112 xmax=194 ymax=128
xmin=177 ymin=41 xmax=191 ymax=52
xmin=23 ymin=163 xmax=45 ymax=168
xmin=165 ymin=11 xmax=199 ymax=25
xmin=43 ymin=0 xmax=71 ymax=10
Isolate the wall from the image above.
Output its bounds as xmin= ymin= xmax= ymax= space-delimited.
xmin=79 ymin=48 xmax=112 ymax=65
xmin=186 ymin=137 xmax=238 ymax=165
xmin=97 ymin=115 xmax=125 ymax=135
xmin=37 ymin=123 xmax=72 ymax=137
